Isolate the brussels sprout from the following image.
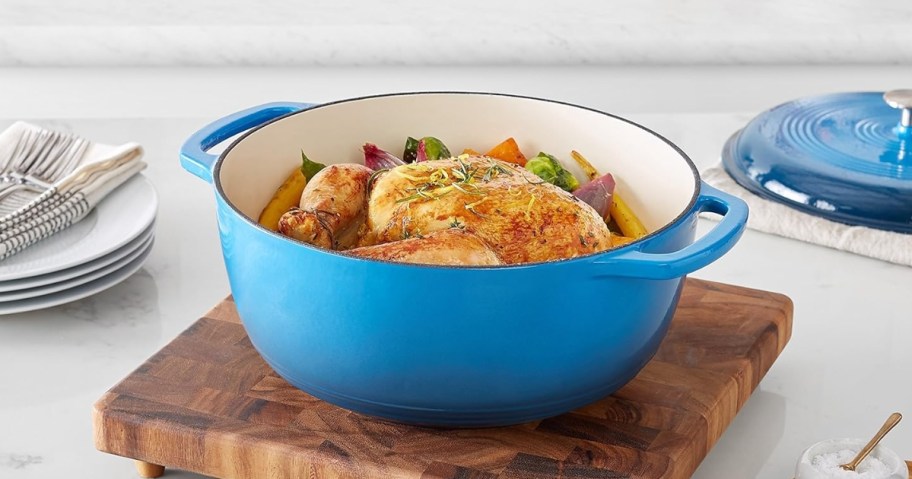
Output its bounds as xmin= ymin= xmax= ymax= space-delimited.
xmin=524 ymin=152 xmax=580 ymax=192
xmin=403 ymin=136 xmax=451 ymax=163
xmin=403 ymin=137 xmax=420 ymax=163
xmin=421 ymin=137 xmax=451 ymax=161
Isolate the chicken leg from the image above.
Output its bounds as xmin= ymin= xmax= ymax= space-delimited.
xmin=278 ymin=164 xmax=372 ymax=250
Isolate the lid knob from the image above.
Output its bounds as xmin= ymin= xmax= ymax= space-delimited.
xmin=883 ymin=89 xmax=912 ymax=128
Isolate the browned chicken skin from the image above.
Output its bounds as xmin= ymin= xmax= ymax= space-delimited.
xmin=278 ymin=164 xmax=372 ymax=250
xmin=279 ymin=156 xmax=613 ymax=265
xmin=348 ymin=229 xmax=502 ymax=265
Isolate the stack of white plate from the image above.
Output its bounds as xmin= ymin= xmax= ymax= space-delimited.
xmin=0 ymin=175 xmax=157 ymax=314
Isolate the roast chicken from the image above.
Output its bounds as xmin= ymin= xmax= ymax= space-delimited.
xmin=278 ymin=156 xmax=614 ymax=265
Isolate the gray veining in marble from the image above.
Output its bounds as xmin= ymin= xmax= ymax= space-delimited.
xmin=0 ymin=0 xmax=909 ymax=66
xmin=0 ymin=454 xmax=44 ymax=470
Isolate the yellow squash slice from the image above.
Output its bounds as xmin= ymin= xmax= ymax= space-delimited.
xmin=258 ymin=167 xmax=307 ymax=231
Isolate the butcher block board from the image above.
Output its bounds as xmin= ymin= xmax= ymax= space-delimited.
xmin=93 ymin=278 xmax=793 ymax=479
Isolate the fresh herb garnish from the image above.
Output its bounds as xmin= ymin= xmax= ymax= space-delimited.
xmin=368 ymin=168 xmax=389 ymax=190
xmin=394 ymin=158 xmax=488 ymax=205
xmin=300 ymin=151 xmax=327 ymax=180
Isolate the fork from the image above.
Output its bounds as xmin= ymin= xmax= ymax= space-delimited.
xmin=0 ymin=128 xmax=89 ymax=204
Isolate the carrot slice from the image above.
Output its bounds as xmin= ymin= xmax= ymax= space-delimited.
xmin=610 ymin=235 xmax=636 ymax=247
xmin=484 ymin=137 xmax=527 ymax=166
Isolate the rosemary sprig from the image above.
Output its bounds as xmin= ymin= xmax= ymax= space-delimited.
xmin=481 ymin=159 xmax=512 ymax=182
xmin=368 ymin=168 xmax=390 ymax=190
xmin=523 ymin=175 xmax=547 ymax=185
xmin=396 ymin=192 xmax=422 ymax=204
xmin=394 ymin=158 xmax=492 ymax=205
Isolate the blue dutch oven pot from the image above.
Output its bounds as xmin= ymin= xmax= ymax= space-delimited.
xmin=180 ymin=93 xmax=749 ymax=427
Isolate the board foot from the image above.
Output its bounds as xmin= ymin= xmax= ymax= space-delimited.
xmin=135 ymin=460 xmax=165 ymax=478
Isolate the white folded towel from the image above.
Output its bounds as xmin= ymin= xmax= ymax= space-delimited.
xmin=702 ymin=163 xmax=912 ymax=267
xmin=0 ymin=122 xmax=146 ymax=260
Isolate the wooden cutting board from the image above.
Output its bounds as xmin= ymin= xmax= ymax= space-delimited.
xmin=93 ymin=278 xmax=793 ymax=479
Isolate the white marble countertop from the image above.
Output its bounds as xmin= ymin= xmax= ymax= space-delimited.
xmin=2 ymin=0 xmax=910 ymax=66
xmin=0 ymin=66 xmax=910 ymax=479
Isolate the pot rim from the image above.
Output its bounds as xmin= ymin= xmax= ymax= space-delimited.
xmin=213 ymin=91 xmax=702 ymax=270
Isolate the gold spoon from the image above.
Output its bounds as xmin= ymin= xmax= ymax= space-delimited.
xmin=839 ymin=412 xmax=903 ymax=471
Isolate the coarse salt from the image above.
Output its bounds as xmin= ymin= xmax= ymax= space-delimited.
xmin=811 ymin=449 xmax=892 ymax=478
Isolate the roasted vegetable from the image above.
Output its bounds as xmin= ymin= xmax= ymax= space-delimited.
xmin=610 ymin=194 xmax=648 ymax=239
xmin=570 ymin=150 xmax=646 ymax=238
xmin=423 ymin=137 xmax=451 ymax=161
xmin=570 ymin=150 xmax=599 ymax=181
xmin=403 ymin=136 xmax=450 ymax=163
xmin=364 ymin=143 xmax=405 ymax=170
xmin=403 ymin=137 xmax=420 ymax=163
xmin=462 ymin=148 xmax=482 ymax=155
xmin=485 ymin=137 xmax=527 ymax=166
xmin=525 ymin=152 xmax=580 ymax=192
xmin=573 ymin=173 xmax=615 ymax=219
xmin=258 ymin=152 xmax=324 ymax=231
xmin=415 ymin=140 xmax=428 ymax=162
xmin=610 ymin=235 xmax=635 ymax=247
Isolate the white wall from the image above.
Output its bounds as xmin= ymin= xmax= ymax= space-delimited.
xmin=0 ymin=0 xmax=909 ymax=66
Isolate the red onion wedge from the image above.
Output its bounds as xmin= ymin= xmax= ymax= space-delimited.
xmin=415 ymin=139 xmax=429 ymax=163
xmin=363 ymin=143 xmax=405 ymax=170
xmin=573 ymin=173 xmax=616 ymax=219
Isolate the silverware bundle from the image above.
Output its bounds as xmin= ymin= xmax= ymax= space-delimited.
xmin=0 ymin=122 xmax=146 ymax=261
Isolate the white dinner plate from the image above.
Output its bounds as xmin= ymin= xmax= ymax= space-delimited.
xmin=0 ymin=238 xmax=154 ymax=315
xmin=0 ymin=222 xmax=155 ymax=293
xmin=0 ymin=233 xmax=154 ymax=302
xmin=0 ymin=174 xmax=157 ymax=282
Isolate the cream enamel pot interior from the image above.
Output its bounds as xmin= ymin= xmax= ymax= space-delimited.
xmin=180 ymin=93 xmax=749 ymax=427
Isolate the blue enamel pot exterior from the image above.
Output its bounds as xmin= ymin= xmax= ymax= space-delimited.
xmin=180 ymin=93 xmax=748 ymax=427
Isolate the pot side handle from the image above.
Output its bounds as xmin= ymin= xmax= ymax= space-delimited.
xmin=180 ymin=102 xmax=314 ymax=183
xmin=593 ymin=182 xmax=749 ymax=280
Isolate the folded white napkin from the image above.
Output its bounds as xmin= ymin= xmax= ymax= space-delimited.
xmin=702 ymin=163 xmax=912 ymax=267
xmin=0 ymin=122 xmax=146 ymax=260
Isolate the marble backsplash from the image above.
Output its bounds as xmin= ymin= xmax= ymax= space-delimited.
xmin=1 ymin=0 xmax=908 ymax=67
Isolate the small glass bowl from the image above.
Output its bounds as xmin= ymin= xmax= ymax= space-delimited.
xmin=795 ymin=438 xmax=908 ymax=479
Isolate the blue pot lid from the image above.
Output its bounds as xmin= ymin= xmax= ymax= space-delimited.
xmin=722 ymin=90 xmax=912 ymax=233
